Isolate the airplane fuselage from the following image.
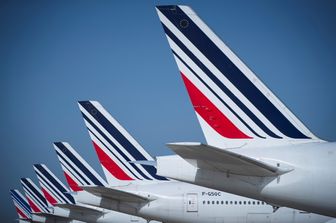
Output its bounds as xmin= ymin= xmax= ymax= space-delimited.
xmin=75 ymin=181 xmax=333 ymax=223
xmin=157 ymin=142 xmax=336 ymax=217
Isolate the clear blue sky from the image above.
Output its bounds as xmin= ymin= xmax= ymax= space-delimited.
xmin=1 ymin=0 xmax=336 ymax=221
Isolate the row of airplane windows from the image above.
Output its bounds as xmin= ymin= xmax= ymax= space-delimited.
xmin=202 ymin=200 xmax=267 ymax=205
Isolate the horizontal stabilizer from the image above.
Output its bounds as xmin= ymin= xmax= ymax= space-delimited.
xmin=167 ymin=142 xmax=292 ymax=176
xmin=81 ymin=186 xmax=150 ymax=202
xmin=55 ymin=203 xmax=104 ymax=215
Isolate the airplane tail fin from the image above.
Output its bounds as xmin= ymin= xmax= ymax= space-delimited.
xmin=78 ymin=100 xmax=167 ymax=185
xmin=156 ymin=5 xmax=321 ymax=148
xmin=20 ymin=178 xmax=51 ymax=214
xmin=53 ymin=142 xmax=107 ymax=191
xmin=10 ymin=189 xmax=32 ymax=220
xmin=33 ymin=164 xmax=75 ymax=206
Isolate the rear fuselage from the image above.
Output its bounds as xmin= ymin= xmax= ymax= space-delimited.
xmin=75 ymin=180 xmax=333 ymax=223
xmin=157 ymin=142 xmax=336 ymax=217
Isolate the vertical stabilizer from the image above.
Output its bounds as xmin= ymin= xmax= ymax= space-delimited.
xmin=156 ymin=5 xmax=321 ymax=148
xmin=78 ymin=100 xmax=167 ymax=185
xmin=54 ymin=142 xmax=107 ymax=191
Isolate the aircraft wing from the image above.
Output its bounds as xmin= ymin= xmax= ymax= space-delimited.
xmin=167 ymin=142 xmax=292 ymax=177
xmin=54 ymin=203 xmax=105 ymax=215
xmin=81 ymin=185 xmax=151 ymax=202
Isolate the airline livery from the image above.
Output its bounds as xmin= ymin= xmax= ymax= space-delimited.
xmin=20 ymin=177 xmax=83 ymax=223
xmin=155 ymin=5 xmax=336 ymax=217
xmin=9 ymin=4 xmax=336 ymax=223
xmin=10 ymin=189 xmax=32 ymax=223
xmin=67 ymin=100 xmax=334 ymax=223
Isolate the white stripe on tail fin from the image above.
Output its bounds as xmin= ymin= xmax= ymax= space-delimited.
xmin=10 ymin=189 xmax=32 ymax=221
xmin=156 ymin=5 xmax=321 ymax=148
xmin=54 ymin=142 xmax=107 ymax=191
xmin=33 ymin=164 xmax=75 ymax=206
xmin=20 ymin=178 xmax=50 ymax=214
xmin=78 ymin=100 xmax=167 ymax=185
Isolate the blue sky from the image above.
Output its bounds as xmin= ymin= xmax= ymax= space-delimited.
xmin=1 ymin=0 xmax=336 ymax=221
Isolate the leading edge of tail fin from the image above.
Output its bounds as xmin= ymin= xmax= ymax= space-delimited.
xmin=156 ymin=5 xmax=321 ymax=148
xmin=33 ymin=164 xmax=75 ymax=206
xmin=78 ymin=100 xmax=167 ymax=185
xmin=53 ymin=142 xmax=106 ymax=191
xmin=20 ymin=178 xmax=50 ymax=214
xmin=10 ymin=189 xmax=32 ymax=220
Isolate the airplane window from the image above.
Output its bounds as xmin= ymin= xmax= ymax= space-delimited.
xmin=230 ymin=201 xmax=233 ymax=204
xmin=203 ymin=201 xmax=206 ymax=204
xmin=208 ymin=201 xmax=210 ymax=204
xmin=239 ymin=201 xmax=242 ymax=205
xmin=221 ymin=201 xmax=224 ymax=205
xmin=248 ymin=201 xmax=251 ymax=205
xmin=226 ymin=201 xmax=228 ymax=205
xmin=234 ymin=201 xmax=237 ymax=205
xmin=216 ymin=201 xmax=219 ymax=204
xmin=252 ymin=201 xmax=255 ymax=205
xmin=212 ymin=201 xmax=215 ymax=204
xmin=243 ymin=201 xmax=246 ymax=205
xmin=257 ymin=201 xmax=260 ymax=205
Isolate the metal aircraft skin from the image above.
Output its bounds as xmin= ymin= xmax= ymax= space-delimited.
xmin=33 ymin=163 xmax=153 ymax=223
xmin=155 ymin=5 xmax=336 ymax=218
xmin=55 ymin=100 xmax=336 ymax=223
xmin=10 ymin=189 xmax=34 ymax=223
xmin=20 ymin=177 xmax=85 ymax=223
xmin=14 ymin=167 xmax=151 ymax=222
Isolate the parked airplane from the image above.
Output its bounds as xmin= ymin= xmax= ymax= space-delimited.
xmin=71 ymin=100 xmax=334 ymax=223
xmin=155 ymin=5 xmax=336 ymax=217
xmin=34 ymin=162 xmax=153 ymax=223
xmin=10 ymin=189 xmax=32 ymax=223
xmin=34 ymin=163 xmax=105 ymax=222
xmin=20 ymin=177 xmax=83 ymax=223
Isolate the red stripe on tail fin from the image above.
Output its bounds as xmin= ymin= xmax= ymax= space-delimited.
xmin=15 ymin=207 xmax=28 ymax=219
xmin=27 ymin=198 xmax=41 ymax=213
xmin=41 ymin=188 xmax=57 ymax=206
xmin=92 ymin=141 xmax=134 ymax=180
xmin=64 ymin=172 xmax=82 ymax=192
xmin=181 ymin=72 xmax=251 ymax=139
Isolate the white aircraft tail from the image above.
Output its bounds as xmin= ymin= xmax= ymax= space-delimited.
xmin=33 ymin=164 xmax=76 ymax=207
xmin=156 ymin=5 xmax=321 ymax=148
xmin=20 ymin=178 xmax=51 ymax=214
xmin=78 ymin=100 xmax=168 ymax=185
xmin=54 ymin=142 xmax=107 ymax=190
xmin=10 ymin=189 xmax=32 ymax=221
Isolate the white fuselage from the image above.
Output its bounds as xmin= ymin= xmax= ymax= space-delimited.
xmin=74 ymin=180 xmax=334 ymax=223
xmin=156 ymin=141 xmax=336 ymax=218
